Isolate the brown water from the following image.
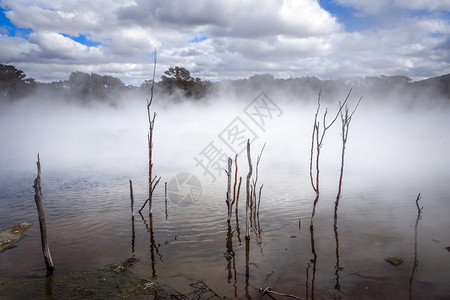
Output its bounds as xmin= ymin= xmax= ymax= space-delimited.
xmin=1 ymin=97 xmax=450 ymax=299
xmin=1 ymin=168 xmax=449 ymax=299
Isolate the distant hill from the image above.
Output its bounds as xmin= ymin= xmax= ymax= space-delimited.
xmin=412 ymin=73 xmax=450 ymax=98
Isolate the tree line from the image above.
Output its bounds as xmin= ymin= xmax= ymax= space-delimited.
xmin=1 ymin=63 xmax=449 ymax=105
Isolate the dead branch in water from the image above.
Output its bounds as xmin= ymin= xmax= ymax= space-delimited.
xmin=232 ymin=154 xmax=238 ymax=208
xmin=260 ymin=287 xmax=301 ymax=299
xmin=33 ymin=154 xmax=54 ymax=273
xmin=139 ymin=48 xmax=161 ymax=216
xmin=309 ymin=90 xmax=350 ymax=229
xmin=236 ymin=176 xmax=242 ymax=215
xmin=225 ymin=157 xmax=233 ymax=227
xmin=129 ymin=180 xmax=134 ymax=217
xmin=252 ymin=143 xmax=266 ymax=216
xmin=245 ymin=139 xmax=253 ymax=240
xmin=335 ymin=95 xmax=362 ymax=221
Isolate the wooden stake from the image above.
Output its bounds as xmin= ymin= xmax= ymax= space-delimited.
xmin=33 ymin=154 xmax=54 ymax=273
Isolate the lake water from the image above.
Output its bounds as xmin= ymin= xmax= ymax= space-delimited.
xmin=1 ymin=94 xmax=449 ymax=299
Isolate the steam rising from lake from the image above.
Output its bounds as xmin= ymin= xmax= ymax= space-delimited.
xmin=1 ymin=90 xmax=449 ymax=200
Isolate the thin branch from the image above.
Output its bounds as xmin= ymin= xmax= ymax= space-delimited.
xmin=260 ymin=287 xmax=301 ymax=299
xmin=310 ymin=89 xmax=352 ymax=229
xmin=245 ymin=139 xmax=253 ymax=240
xmin=232 ymin=154 xmax=238 ymax=207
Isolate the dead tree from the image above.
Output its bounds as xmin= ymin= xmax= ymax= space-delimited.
xmin=245 ymin=139 xmax=253 ymax=240
xmin=129 ymin=180 xmax=134 ymax=217
xmin=252 ymin=143 xmax=266 ymax=216
xmin=334 ymin=95 xmax=362 ymax=220
xmin=225 ymin=157 xmax=233 ymax=227
xmin=309 ymin=90 xmax=350 ymax=229
xmin=139 ymin=48 xmax=161 ymax=216
xmin=33 ymin=154 xmax=54 ymax=273
xmin=232 ymin=154 xmax=238 ymax=215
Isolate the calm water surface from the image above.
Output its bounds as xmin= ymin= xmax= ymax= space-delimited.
xmin=1 ymin=98 xmax=450 ymax=299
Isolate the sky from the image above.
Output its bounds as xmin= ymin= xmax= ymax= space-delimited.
xmin=0 ymin=0 xmax=449 ymax=85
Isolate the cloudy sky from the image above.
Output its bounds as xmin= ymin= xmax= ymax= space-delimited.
xmin=0 ymin=0 xmax=449 ymax=85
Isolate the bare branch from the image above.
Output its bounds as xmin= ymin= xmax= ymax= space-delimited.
xmin=245 ymin=139 xmax=253 ymax=240
xmin=260 ymin=287 xmax=301 ymax=299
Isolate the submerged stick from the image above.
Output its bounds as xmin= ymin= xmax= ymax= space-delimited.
xmin=260 ymin=287 xmax=301 ymax=299
xmin=33 ymin=154 xmax=54 ymax=273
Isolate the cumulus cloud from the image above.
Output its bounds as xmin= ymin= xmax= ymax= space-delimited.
xmin=335 ymin=0 xmax=450 ymax=14
xmin=0 ymin=0 xmax=448 ymax=83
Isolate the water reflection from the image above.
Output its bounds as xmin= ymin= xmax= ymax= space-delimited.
xmin=333 ymin=219 xmax=341 ymax=292
xmin=45 ymin=273 xmax=53 ymax=298
xmin=409 ymin=193 xmax=423 ymax=299
xmin=131 ymin=216 xmax=135 ymax=256
xmin=245 ymin=238 xmax=250 ymax=299
xmin=308 ymin=227 xmax=317 ymax=300
xmin=139 ymin=212 xmax=162 ymax=277
xmin=224 ymin=228 xmax=237 ymax=297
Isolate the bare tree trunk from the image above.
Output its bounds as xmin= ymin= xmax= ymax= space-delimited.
xmin=129 ymin=180 xmax=134 ymax=217
xmin=335 ymin=96 xmax=362 ymax=220
xmin=139 ymin=48 xmax=161 ymax=215
xmin=252 ymin=143 xmax=265 ymax=218
xmin=309 ymin=90 xmax=351 ymax=229
xmin=226 ymin=157 xmax=233 ymax=227
xmin=33 ymin=154 xmax=54 ymax=273
xmin=232 ymin=155 xmax=238 ymax=211
xmin=245 ymin=140 xmax=253 ymax=240
xmin=235 ymin=176 xmax=242 ymax=216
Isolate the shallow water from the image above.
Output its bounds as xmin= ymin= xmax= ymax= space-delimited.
xmin=1 ymin=96 xmax=450 ymax=299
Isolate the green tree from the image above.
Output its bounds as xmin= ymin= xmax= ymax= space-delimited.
xmin=66 ymin=71 xmax=126 ymax=101
xmin=158 ymin=66 xmax=211 ymax=99
xmin=0 ymin=64 xmax=36 ymax=100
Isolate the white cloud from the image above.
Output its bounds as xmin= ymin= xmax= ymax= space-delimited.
xmin=0 ymin=0 xmax=448 ymax=83
xmin=28 ymin=31 xmax=104 ymax=61
xmin=0 ymin=34 xmax=39 ymax=61
xmin=335 ymin=0 xmax=450 ymax=14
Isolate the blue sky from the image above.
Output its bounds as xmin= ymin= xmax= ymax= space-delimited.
xmin=0 ymin=7 xmax=32 ymax=37
xmin=0 ymin=0 xmax=449 ymax=84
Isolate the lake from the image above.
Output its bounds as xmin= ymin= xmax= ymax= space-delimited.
xmin=1 ymin=93 xmax=449 ymax=299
